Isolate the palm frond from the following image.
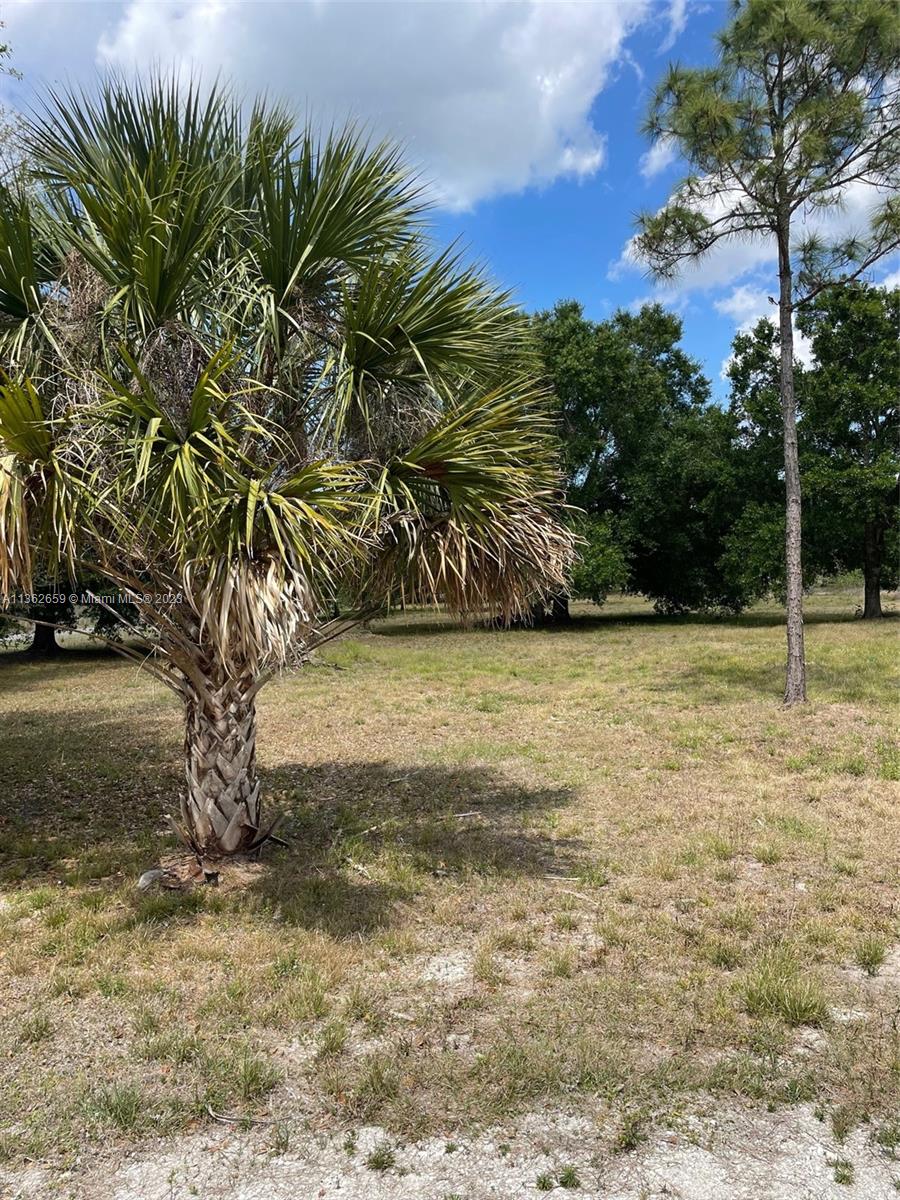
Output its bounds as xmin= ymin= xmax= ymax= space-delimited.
xmin=25 ymin=75 xmax=243 ymax=331
xmin=0 ymin=376 xmax=81 ymax=588
xmin=359 ymin=377 xmax=572 ymax=618
xmin=0 ymin=182 xmax=57 ymax=324
xmin=249 ymin=123 xmax=423 ymax=305
xmin=323 ymin=244 xmax=520 ymax=448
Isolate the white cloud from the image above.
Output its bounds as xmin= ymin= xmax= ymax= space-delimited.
xmin=1 ymin=0 xmax=654 ymax=210
xmin=714 ymin=283 xmax=813 ymax=379
xmin=714 ymin=285 xmax=774 ymax=327
xmin=612 ymin=175 xmax=894 ymax=377
xmin=659 ymin=0 xmax=688 ymax=53
xmin=639 ymin=135 xmax=677 ymax=179
xmin=613 ymin=176 xmax=893 ymax=292
xmin=878 ymin=265 xmax=900 ymax=290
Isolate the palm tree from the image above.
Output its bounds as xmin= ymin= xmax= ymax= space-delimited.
xmin=0 ymin=77 xmax=571 ymax=866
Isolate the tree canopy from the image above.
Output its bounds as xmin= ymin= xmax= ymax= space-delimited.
xmin=533 ymin=300 xmax=749 ymax=614
xmin=726 ymin=284 xmax=899 ymax=614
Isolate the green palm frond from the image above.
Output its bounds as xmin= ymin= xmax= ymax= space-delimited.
xmin=248 ymin=124 xmax=423 ymax=305
xmin=324 ymin=244 xmax=519 ymax=447
xmin=25 ymin=76 xmax=242 ymax=331
xmin=0 ymin=182 xmax=57 ymax=325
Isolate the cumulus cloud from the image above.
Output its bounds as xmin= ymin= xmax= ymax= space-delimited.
xmin=639 ymin=135 xmax=677 ymax=180
xmin=714 ymin=285 xmax=774 ymax=327
xmin=1 ymin=0 xmax=655 ymax=210
xmin=714 ymin=283 xmax=814 ymax=379
xmin=612 ymin=176 xmax=895 ymax=374
xmin=614 ymin=174 xmax=893 ymax=287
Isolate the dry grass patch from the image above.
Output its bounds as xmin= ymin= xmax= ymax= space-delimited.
xmin=0 ymin=587 xmax=898 ymax=1168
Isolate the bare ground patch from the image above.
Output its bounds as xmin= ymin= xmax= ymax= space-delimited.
xmin=2 ymin=1101 xmax=899 ymax=1199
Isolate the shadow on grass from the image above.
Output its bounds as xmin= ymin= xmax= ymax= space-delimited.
xmin=0 ymin=704 xmax=575 ymax=936
xmin=253 ymin=759 xmax=574 ymax=935
xmin=669 ymin=660 xmax=786 ymax=702
xmin=0 ymin=641 xmax=148 ymax=704
xmin=370 ymin=605 xmax=880 ymax=639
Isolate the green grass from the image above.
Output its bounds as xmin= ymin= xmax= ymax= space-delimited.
xmin=854 ymin=935 xmax=887 ymax=977
xmin=0 ymin=587 xmax=898 ymax=1166
xmin=364 ymin=1141 xmax=396 ymax=1171
xmin=740 ymin=950 xmax=829 ymax=1027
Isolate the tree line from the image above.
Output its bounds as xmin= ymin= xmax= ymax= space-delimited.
xmin=532 ymin=281 xmax=898 ymax=621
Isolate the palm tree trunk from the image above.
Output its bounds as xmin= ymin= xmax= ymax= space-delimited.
xmin=778 ymin=232 xmax=807 ymax=705
xmin=180 ymin=679 xmax=265 ymax=859
xmin=862 ymin=519 xmax=884 ymax=619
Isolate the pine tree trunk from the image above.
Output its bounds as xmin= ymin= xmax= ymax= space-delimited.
xmin=180 ymin=680 xmax=266 ymax=860
xmin=862 ymin=520 xmax=884 ymax=619
xmin=778 ymin=235 xmax=807 ymax=705
xmin=28 ymin=621 xmax=60 ymax=657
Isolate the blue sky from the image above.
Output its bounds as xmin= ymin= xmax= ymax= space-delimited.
xmin=430 ymin=3 xmax=731 ymax=379
xmin=1 ymin=0 xmax=895 ymax=396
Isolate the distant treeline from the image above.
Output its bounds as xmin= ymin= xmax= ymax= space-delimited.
xmin=533 ymin=281 xmax=898 ymax=619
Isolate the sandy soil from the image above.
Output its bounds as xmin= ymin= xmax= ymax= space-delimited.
xmin=3 ymin=1101 xmax=897 ymax=1200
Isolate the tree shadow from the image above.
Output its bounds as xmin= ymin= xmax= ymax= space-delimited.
xmin=667 ymin=660 xmax=787 ymax=702
xmin=0 ymin=704 xmax=576 ymax=936
xmin=370 ymin=605 xmax=876 ymax=639
xmin=252 ymin=759 xmax=575 ymax=935
xmin=0 ymin=641 xmax=142 ymax=701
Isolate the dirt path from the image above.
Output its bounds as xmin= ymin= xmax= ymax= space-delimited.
xmin=3 ymin=1102 xmax=897 ymax=1199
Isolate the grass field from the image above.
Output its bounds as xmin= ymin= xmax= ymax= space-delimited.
xmin=1 ymin=587 xmax=898 ymax=1176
